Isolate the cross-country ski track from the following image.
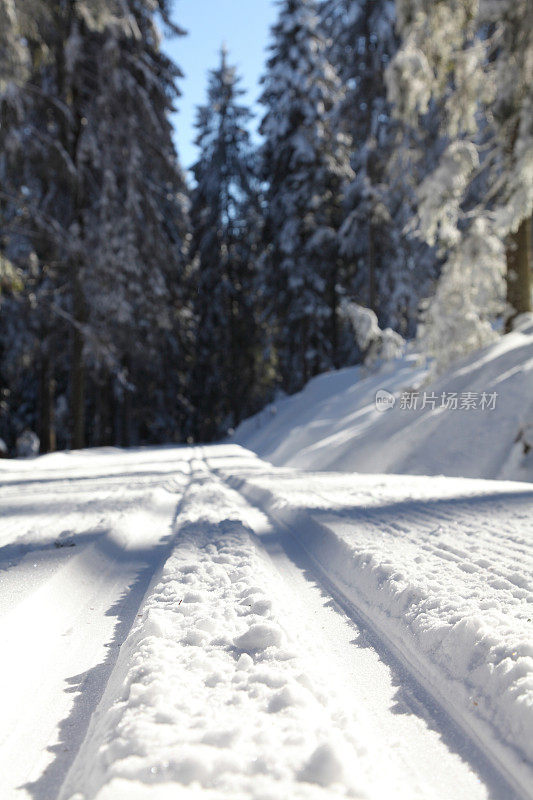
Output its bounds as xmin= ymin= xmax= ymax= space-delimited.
xmin=1 ymin=445 xmax=532 ymax=800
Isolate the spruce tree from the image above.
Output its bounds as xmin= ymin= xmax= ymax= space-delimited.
xmin=259 ymin=0 xmax=353 ymax=394
xmin=0 ymin=0 xmax=192 ymax=450
xmin=190 ymin=47 xmax=267 ymax=441
xmin=0 ymin=0 xmax=91 ymax=451
xmin=389 ymin=0 xmax=533 ymax=367
xmin=320 ymin=0 xmax=437 ymax=338
xmin=81 ymin=1 xmax=192 ymax=446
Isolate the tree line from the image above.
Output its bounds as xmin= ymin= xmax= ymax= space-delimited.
xmin=0 ymin=0 xmax=531 ymax=454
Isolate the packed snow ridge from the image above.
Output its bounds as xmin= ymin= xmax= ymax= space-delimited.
xmin=0 ymin=419 xmax=532 ymax=797
xmin=216 ymin=451 xmax=533 ymax=782
xmin=61 ymin=468 xmax=375 ymax=800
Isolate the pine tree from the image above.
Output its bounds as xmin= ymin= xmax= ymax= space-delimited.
xmin=80 ymin=1 xmax=192 ymax=446
xmin=389 ymin=0 xmax=533 ymax=367
xmin=0 ymin=0 xmax=192 ymax=451
xmin=0 ymin=0 xmax=89 ymax=451
xmin=259 ymin=0 xmax=354 ymax=394
xmin=189 ymin=47 xmax=268 ymax=441
xmin=320 ymin=0 xmax=437 ymax=338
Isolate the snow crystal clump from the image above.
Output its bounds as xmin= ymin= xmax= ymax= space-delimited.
xmin=234 ymin=621 xmax=283 ymax=653
xmin=298 ymin=742 xmax=345 ymax=787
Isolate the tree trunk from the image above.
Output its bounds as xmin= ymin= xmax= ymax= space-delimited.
xmin=328 ymin=264 xmax=340 ymax=369
xmin=70 ymin=279 xmax=86 ymax=449
xmin=93 ymin=377 xmax=108 ymax=447
xmin=368 ymin=223 xmax=377 ymax=313
xmin=120 ymin=392 xmax=132 ymax=448
xmin=506 ymin=216 xmax=532 ymax=331
xmin=119 ymin=359 xmax=132 ymax=448
xmin=102 ymin=377 xmax=115 ymax=446
xmin=39 ymin=353 xmax=56 ymax=454
xmin=56 ymin=5 xmax=88 ymax=451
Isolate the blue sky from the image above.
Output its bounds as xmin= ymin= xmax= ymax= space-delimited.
xmin=163 ymin=0 xmax=278 ymax=170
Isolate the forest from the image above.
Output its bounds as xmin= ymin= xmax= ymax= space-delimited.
xmin=0 ymin=0 xmax=531 ymax=455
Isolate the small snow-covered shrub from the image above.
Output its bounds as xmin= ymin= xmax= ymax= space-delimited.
xmin=16 ymin=430 xmax=39 ymax=458
xmin=341 ymin=300 xmax=404 ymax=367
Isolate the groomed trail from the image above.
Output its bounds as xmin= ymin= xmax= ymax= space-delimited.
xmin=0 ymin=445 xmax=532 ymax=800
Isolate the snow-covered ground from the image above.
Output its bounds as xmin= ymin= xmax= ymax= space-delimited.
xmin=233 ymin=314 xmax=533 ymax=482
xmin=1 ymin=445 xmax=532 ymax=799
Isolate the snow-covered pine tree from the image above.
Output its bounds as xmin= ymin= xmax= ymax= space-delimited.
xmin=0 ymin=0 xmax=91 ymax=452
xmin=320 ymin=0 xmax=395 ymax=150
xmin=189 ymin=47 xmax=268 ymax=441
xmin=321 ymin=0 xmax=395 ymax=318
xmin=388 ymin=0 xmax=533 ymax=368
xmin=259 ymin=0 xmax=354 ymax=394
xmin=80 ymin=0 xmax=192 ymax=447
xmin=319 ymin=0 xmax=437 ymax=338
xmin=0 ymin=0 xmax=192 ymax=450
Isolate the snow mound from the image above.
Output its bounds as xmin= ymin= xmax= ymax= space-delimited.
xmin=221 ymin=462 xmax=533 ymax=789
xmin=233 ymin=323 xmax=533 ymax=482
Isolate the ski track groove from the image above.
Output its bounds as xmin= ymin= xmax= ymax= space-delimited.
xmin=1 ymin=446 xmax=531 ymax=799
xmin=59 ymin=452 xmax=499 ymax=799
xmin=0 ymin=457 xmax=194 ymax=800
xmin=205 ymin=453 xmax=531 ymax=800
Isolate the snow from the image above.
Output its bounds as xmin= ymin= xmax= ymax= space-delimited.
xmin=215 ymin=451 xmax=533 ymax=791
xmin=233 ymin=319 xmax=533 ymax=482
xmin=60 ymin=469 xmax=377 ymax=799
xmin=1 ymin=420 xmax=532 ymax=797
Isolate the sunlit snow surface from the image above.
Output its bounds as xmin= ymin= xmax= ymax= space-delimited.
xmin=0 ymin=445 xmax=532 ymax=799
xmin=234 ymin=315 xmax=533 ymax=482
